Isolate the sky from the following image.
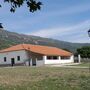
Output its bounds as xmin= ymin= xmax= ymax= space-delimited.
xmin=0 ymin=0 xmax=90 ymax=43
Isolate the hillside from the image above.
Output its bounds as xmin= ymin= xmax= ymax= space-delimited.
xmin=0 ymin=28 xmax=90 ymax=53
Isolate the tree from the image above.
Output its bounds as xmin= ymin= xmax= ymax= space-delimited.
xmin=0 ymin=0 xmax=42 ymax=13
xmin=77 ymin=46 xmax=90 ymax=58
xmin=0 ymin=23 xmax=3 ymax=28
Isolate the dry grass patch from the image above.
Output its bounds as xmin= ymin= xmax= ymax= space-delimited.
xmin=0 ymin=66 xmax=89 ymax=90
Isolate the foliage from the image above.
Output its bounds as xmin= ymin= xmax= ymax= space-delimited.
xmin=77 ymin=46 xmax=90 ymax=58
xmin=0 ymin=23 xmax=3 ymax=28
xmin=0 ymin=0 xmax=42 ymax=13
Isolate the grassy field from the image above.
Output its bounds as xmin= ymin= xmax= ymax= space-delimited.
xmin=70 ymin=62 xmax=90 ymax=67
xmin=0 ymin=66 xmax=90 ymax=90
xmin=77 ymin=62 xmax=90 ymax=67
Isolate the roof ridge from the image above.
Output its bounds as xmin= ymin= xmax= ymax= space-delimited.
xmin=19 ymin=44 xmax=71 ymax=53
xmin=21 ymin=44 xmax=31 ymax=51
xmin=19 ymin=43 xmax=56 ymax=48
xmin=0 ymin=44 xmax=72 ymax=56
xmin=21 ymin=44 xmax=25 ymax=49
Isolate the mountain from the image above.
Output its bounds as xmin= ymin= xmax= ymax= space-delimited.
xmin=0 ymin=28 xmax=90 ymax=53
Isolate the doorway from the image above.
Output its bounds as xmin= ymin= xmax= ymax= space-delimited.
xmin=32 ymin=59 xmax=36 ymax=66
xmin=11 ymin=58 xmax=15 ymax=66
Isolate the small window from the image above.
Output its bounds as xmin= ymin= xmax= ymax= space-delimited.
xmin=53 ymin=56 xmax=58 ymax=59
xmin=47 ymin=56 xmax=58 ymax=60
xmin=47 ymin=56 xmax=52 ymax=59
xmin=4 ymin=57 xmax=7 ymax=62
xmin=61 ymin=56 xmax=70 ymax=60
xmin=17 ymin=56 xmax=20 ymax=61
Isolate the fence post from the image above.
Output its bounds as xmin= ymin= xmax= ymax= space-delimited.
xmin=78 ymin=54 xmax=81 ymax=63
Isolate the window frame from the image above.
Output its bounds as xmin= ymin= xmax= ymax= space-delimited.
xmin=61 ymin=56 xmax=70 ymax=60
xmin=47 ymin=56 xmax=52 ymax=60
xmin=4 ymin=57 xmax=7 ymax=62
xmin=53 ymin=56 xmax=58 ymax=60
xmin=47 ymin=56 xmax=58 ymax=60
xmin=17 ymin=56 xmax=20 ymax=61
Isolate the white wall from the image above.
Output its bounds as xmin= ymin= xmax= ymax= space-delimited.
xmin=0 ymin=50 xmax=74 ymax=66
xmin=44 ymin=55 xmax=74 ymax=64
xmin=59 ymin=55 xmax=74 ymax=64
xmin=36 ymin=59 xmax=44 ymax=66
xmin=0 ymin=50 xmax=29 ymax=65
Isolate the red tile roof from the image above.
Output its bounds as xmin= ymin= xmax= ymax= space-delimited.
xmin=0 ymin=44 xmax=72 ymax=56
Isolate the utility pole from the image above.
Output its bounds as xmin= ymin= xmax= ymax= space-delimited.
xmin=87 ymin=29 xmax=90 ymax=73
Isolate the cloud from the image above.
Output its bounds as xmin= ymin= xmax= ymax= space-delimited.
xmin=58 ymin=3 xmax=90 ymax=15
xmin=1 ymin=1 xmax=90 ymax=32
xmin=30 ymin=20 xmax=90 ymax=36
xmin=1 ymin=0 xmax=90 ymax=43
xmin=29 ymin=20 xmax=90 ymax=43
xmin=38 ymin=3 xmax=90 ymax=18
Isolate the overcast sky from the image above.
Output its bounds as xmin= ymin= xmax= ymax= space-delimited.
xmin=0 ymin=0 xmax=90 ymax=43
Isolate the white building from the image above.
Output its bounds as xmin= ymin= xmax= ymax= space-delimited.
xmin=0 ymin=44 xmax=74 ymax=66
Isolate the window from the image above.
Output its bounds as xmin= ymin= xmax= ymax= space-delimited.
xmin=4 ymin=57 xmax=7 ymax=62
xmin=17 ymin=56 xmax=20 ymax=61
xmin=61 ymin=56 xmax=70 ymax=60
xmin=53 ymin=56 xmax=58 ymax=59
xmin=47 ymin=56 xmax=52 ymax=59
xmin=47 ymin=56 xmax=58 ymax=60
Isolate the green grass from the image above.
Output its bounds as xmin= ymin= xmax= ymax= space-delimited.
xmin=78 ymin=62 xmax=90 ymax=67
xmin=0 ymin=66 xmax=90 ymax=90
xmin=70 ymin=62 xmax=90 ymax=67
